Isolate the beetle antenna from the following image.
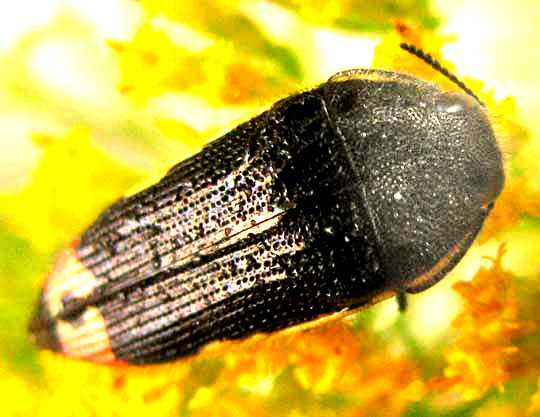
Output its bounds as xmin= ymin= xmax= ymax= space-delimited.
xmin=399 ymin=43 xmax=484 ymax=106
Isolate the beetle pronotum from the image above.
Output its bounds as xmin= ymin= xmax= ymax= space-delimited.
xmin=29 ymin=44 xmax=505 ymax=365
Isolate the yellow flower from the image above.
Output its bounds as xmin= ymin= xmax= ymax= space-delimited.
xmin=290 ymin=0 xmax=345 ymax=25
xmin=528 ymin=377 xmax=540 ymax=415
xmin=109 ymin=22 xmax=203 ymax=105
xmin=289 ymin=322 xmax=361 ymax=394
xmin=32 ymin=353 xmax=190 ymax=417
xmin=444 ymin=244 xmax=534 ymax=400
xmin=0 ymin=366 xmax=39 ymax=417
xmin=372 ymin=22 xmax=458 ymax=91
xmin=110 ymin=22 xmax=288 ymax=107
xmin=287 ymin=322 xmax=420 ymax=415
xmin=140 ymin=0 xmax=242 ymax=24
xmin=473 ymin=401 xmax=519 ymax=417
xmin=2 ymin=126 xmax=140 ymax=251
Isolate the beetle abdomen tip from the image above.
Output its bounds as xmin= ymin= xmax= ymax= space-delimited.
xmin=28 ymin=242 xmax=125 ymax=365
xmin=28 ymin=289 xmax=62 ymax=352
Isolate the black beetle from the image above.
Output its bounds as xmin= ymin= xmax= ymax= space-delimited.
xmin=29 ymin=44 xmax=504 ymax=365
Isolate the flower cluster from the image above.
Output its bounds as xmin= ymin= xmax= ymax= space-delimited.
xmin=1 ymin=2 xmax=539 ymax=417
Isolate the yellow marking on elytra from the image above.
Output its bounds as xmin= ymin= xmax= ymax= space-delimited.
xmin=56 ymin=306 xmax=120 ymax=364
xmin=43 ymin=241 xmax=95 ymax=317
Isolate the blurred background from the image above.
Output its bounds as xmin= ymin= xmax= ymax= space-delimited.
xmin=1 ymin=1 xmax=540 ymax=416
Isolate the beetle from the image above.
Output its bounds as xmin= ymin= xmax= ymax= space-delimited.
xmin=28 ymin=43 xmax=505 ymax=365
